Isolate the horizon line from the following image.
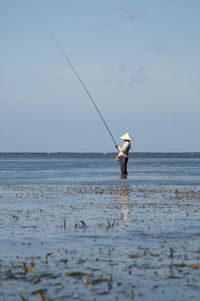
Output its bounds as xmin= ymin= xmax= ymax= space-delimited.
xmin=0 ymin=152 xmax=199 ymax=155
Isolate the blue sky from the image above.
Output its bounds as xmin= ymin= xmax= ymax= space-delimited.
xmin=0 ymin=0 xmax=200 ymax=152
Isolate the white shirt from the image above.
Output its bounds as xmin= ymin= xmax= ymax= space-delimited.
xmin=117 ymin=141 xmax=131 ymax=158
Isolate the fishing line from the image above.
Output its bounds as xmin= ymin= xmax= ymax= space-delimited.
xmin=46 ymin=27 xmax=116 ymax=145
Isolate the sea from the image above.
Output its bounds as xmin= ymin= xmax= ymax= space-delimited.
xmin=0 ymin=152 xmax=200 ymax=186
xmin=0 ymin=153 xmax=200 ymax=300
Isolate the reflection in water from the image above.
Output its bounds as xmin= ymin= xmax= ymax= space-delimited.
xmin=117 ymin=185 xmax=131 ymax=221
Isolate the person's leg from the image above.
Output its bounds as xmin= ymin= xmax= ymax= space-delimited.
xmin=120 ymin=156 xmax=126 ymax=174
xmin=124 ymin=157 xmax=128 ymax=174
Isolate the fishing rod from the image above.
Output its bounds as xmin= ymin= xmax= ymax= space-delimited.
xmin=46 ymin=27 xmax=116 ymax=145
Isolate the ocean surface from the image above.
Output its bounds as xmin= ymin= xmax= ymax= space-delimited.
xmin=0 ymin=152 xmax=200 ymax=186
xmin=0 ymin=153 xmax=200 ymax=301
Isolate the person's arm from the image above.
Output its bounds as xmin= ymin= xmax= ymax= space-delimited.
xmin=118 ymin=142 xmax=128 ymax=152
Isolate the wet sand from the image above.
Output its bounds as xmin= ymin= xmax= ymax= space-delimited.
xmin=1 ymin=184 xmax=200 ymax=300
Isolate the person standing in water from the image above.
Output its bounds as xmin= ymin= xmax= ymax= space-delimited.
xmin=115 ymin=133 xmax=133 ymax=177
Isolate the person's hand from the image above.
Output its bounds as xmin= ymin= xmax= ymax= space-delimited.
xmin=115 ymin=144 xmax=119 ymax=149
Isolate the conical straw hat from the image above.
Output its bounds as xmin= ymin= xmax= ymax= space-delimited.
xmin=120 ymin=133 xmax=133 ymax=141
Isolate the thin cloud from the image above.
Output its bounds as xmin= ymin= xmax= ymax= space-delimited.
xmin=119 ymin=65 xmax=150 ymax=86
xmin=153 ymin=37 xmax=167 ymax=54
xmin=117 ymin=6 xmax=138 ymax=22
xmin=128 ymin=67 xmax=150 ymax=86
xmin=102 ymin=64 xmax=150 ymax=87
xmin=89 ymin=23 xmax=115 ymax=31
xmin=129 ymin=74 xmax=150 ymax=86
xmin=118 ymin=63 xmax=127 ymax=71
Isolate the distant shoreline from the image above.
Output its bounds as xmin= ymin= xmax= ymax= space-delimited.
xmin=0 ymin=152 xmax=199 ymax=156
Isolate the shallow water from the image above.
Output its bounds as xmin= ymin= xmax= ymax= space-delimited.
xmin=1 ymin=153 xmax=200 ymax=185
xmin=0 ymin=153 xmax=200 ymax=300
